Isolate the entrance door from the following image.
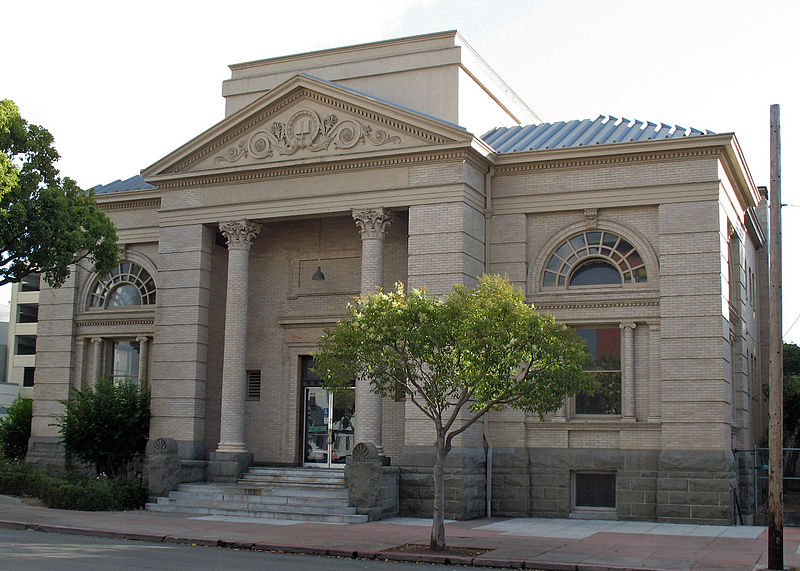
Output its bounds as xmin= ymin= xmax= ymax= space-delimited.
xmin=303 ymin=386 xmax=355 ymax=467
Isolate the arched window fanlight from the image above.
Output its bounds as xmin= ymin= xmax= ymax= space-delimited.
xmin=89 ymin=262 xmax=156 ymax=308
xmin=543 ymin=231 xmax=647 ymax=287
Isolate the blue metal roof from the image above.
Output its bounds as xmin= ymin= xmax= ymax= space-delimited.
xmin=481 ymin=115 xmax=713 ymax=154
xmin=92 ymin=175 xmax=155 ymax=194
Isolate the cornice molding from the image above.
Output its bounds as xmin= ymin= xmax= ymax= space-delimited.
xmin=153 ymin=149 xmax=475 ymax=190
xmin=77 ymin=317 xmax=155 ymax=327
xmin=494 ymin=147 xmax=722 ymax=175
xmin=98 ymin=198 xmax=161 ymax=211
xmin=534 ymin=300 xmax=659 ymax=311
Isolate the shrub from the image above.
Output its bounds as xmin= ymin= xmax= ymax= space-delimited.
xmin=0 ymin=397 xmax=33 ymax=460
xmin=42 ymin=476 xmax=149 ymax=511
xmin=0 ymin=458 xmax=147 ymax=510
xmin=0 ymin=457 xmax=53 ymax=497
xmin=55 ymin=378 xmax=150 ymax=478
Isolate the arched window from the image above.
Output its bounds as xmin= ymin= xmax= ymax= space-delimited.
xmin=543 ymin=231 xmax=647 ymax=287
xmin=89 ymin=262 xmax=156 ymax=308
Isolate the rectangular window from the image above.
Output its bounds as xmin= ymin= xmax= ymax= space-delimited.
xmin=20 ymin=273 xmax=40 ymax=292
xmin=575 ymin=327 xmax=621 ymax=415
xmin=18 ymin=303 xmax=38 ymax=323
xmin=247 ymin=370 xmax=261 ymax=401
xmin=112 ymin=340 xmax=140 ymax=383
xmin=16 ymin=335 xmax=36 ymax=355
xmin=574 ymin=472 xmax=616 ymax=509
xmin=23 ymin=367 xmax=35 ymax=387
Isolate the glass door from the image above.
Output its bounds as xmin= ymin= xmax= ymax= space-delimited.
xmin=303 ymin=386 xmax=354 ymax=468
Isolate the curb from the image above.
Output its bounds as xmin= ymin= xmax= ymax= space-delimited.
xmin=0 ymin=519 xmax=666 ymax=570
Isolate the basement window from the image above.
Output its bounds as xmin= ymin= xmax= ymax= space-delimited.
xmin=573 ymin=472 xmax=616 ymax=515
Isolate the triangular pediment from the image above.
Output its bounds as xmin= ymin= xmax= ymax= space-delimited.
xmin=143 ymin=75 xmax=472 ymax=179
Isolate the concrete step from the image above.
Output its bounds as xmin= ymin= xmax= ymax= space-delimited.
xmin=176 ymin=482 xmax=348 ymax=500
xmin=146 ymin=466 xmax=357 ymax=524
xmin=240 ymin=471 xmax=345 ymax=485
xmin=165 ymin=490 xmax=350 ymax=508
xmin=145 ymin=502 xmax=367 ymax=523
xmin=154 ymin=494 xmax=356 ymax=515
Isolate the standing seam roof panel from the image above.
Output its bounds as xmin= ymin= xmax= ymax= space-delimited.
xmin=482 ymin=115 xmax=713 ymax=153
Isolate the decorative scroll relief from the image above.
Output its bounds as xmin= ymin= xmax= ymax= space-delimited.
xmin=215 ymin=109 xmax=401 ymax=164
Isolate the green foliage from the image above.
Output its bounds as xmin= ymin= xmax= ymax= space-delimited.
xmin=0 ymin=99 xmax=117 ymax=287
xmin=43 ymin=476 xmax=149 ymax=511
xmin=56 ymin=378 xmax=150 ymax=478
xmin=0 ymin=457 xmax=52 ymax=497
xmin=0 ymin=397 xmax=32 ymax=460
xmin=0 ymin=458 xmax=147 ymax=510
xmin=785 ymin=343 xmax=800 ymax=446
xmin=316 ymin=275 xmax=588 ymax=432
xmin=315 ymin=275 xmax=588 ymax=550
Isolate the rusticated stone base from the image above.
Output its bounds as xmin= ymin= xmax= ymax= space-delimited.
xmin=487 ymin=446 xmax=736 ymax=525
xmin=656 ymin=450 xmax=736 ymax=525
xmin=25 ymin=436 xmax=67 ymax=470
xmin=399 ymin=446 xmax=486 ymax=520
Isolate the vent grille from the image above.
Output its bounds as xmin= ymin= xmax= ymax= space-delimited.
xmin=247 ymin=370 xmax=261 ymax=401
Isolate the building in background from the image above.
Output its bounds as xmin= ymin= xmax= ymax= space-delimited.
xmin=5 ymin=275 xmax=39 ymax=409
xmin=0 ymin=315 xmax=11 ymax=416
xmin=21 ymin=32 xmax=768 ymax=524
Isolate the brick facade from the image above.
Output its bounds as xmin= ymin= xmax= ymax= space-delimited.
xmin=25 ymin=31 xmax=767 ymax=524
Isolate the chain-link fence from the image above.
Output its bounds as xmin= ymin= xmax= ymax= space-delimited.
xmin=740 ymin=447 xmax=800 ymax=525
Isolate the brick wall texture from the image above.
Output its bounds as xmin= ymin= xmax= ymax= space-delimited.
xmin=27 ymin=95 xmax=767 ymax=525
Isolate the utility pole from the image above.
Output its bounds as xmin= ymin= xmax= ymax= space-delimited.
xmin=768 ymin=103 xmax=783 ymax=570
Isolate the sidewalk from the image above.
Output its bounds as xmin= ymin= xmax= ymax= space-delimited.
xmin=2 ymin=495 xmax=799 ymax=570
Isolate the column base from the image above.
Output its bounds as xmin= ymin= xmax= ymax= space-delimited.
xmin=207 ymin=451 xmax=253 ymax=482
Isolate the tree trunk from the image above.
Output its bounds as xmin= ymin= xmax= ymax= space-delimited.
xmin=430 ymin=436 xmax=449 ymax=551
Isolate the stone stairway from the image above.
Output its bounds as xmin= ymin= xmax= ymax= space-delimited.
xmin=146 ymin=466 xmax=367 ymax=523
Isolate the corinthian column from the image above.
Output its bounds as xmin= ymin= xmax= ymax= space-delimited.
xmin=216 ymin=220 xmax=261 ymax=453
xmin=352 ymin=208 xmax=392 ymax=452
xmin=620 ymin=322 xmax=637 ymax=421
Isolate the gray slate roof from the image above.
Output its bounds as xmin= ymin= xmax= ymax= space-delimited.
xmin=481 ymin=115 xmax=713 ymax=154
xmin=92 ymin=175 xmax=154 ymax=194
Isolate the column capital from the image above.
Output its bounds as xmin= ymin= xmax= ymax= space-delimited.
xmin=619 ymin=322 xmax=637 ymax=330
xmin=136 ymin=336 xmax=149 ymax=344
xmin=219 ymin=220 xmax=261 ymax=250
xmin=90 ymin=336 xmax=103 ymax=344
xmin=352 ymin=208 xmax=392 ymax=240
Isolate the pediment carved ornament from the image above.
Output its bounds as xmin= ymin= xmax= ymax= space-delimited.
xmin=215 ymin=109 xmax=401 ymax=164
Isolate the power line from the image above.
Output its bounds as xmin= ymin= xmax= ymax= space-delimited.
xmin=785 ymin=313 xmax=800 ymax=339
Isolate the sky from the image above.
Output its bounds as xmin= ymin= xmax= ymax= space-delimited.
xmin=2 ymin=0 xmax=799 ymax=341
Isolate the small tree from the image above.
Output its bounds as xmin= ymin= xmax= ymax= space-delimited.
xmin=314 ymin=275 xmax=588 ymax=550
xmin=0 ymin=397 xmax=33 ymax=460
xmin=56 ymin=378 xmax=150 ymax=478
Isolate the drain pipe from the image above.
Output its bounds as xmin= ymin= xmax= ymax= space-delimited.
xmin=484 ymin=419 xmax=494 ymax=518
xmin=484 ymin=165 xmax=495 ymax=519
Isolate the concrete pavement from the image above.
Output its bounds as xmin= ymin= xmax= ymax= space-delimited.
xmin=2 ymin=495 xmax=799 ymax=570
